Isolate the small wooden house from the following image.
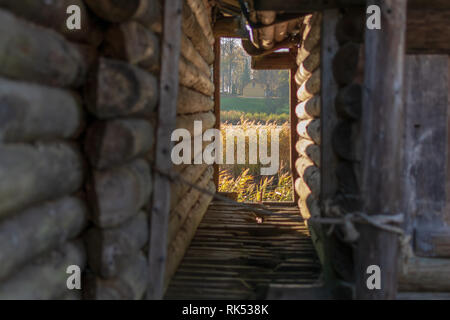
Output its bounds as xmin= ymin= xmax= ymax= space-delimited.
xmin=0 ymin=0 xmax=449 ymax=300
xmin=242 ymin=80 xmax=266 ymax=97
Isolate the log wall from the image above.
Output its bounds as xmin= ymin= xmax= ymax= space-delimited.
xmin=294 ymin=13 xmax=322 ymax=222
xmin=0 ymin=0 xmax=215 ymax=299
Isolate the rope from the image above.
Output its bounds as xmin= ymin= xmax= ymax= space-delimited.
xmin=155 ymin=167 xmax=413 ymax=267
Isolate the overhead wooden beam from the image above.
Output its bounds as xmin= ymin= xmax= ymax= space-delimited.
xmin=213 ymin=17 xmax=242 ymax=38
xmin=253 ymin=0 xmax=364 ymax=12
xmin=355 ymin=0 xmax=407 ymax=300
xmin=147 ymin=0 xmax=183 ymax=300
xmin=251 ymin=52 xmax=296 ymax=70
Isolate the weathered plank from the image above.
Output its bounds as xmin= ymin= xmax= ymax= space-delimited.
xmin=148 ymin=0 xmax=183 ymax=300
xmin=355 ymin=0 xmax=407 ymax=300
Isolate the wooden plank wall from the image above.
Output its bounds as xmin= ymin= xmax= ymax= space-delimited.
xmin=0 ymin=0 xmax=216 ymax=300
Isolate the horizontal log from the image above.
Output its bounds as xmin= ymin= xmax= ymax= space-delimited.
xmin=87 ymin=158 xmax=152 ymax=228
xmin=0 ymin=0 xmax=103 ymax=46
xmin=103 ymin=22 xmax=160 ymax=73
xmin=297 ymin=68 xmax=321 ymax=102
xmin=85 ymin=58 xmax=158 ymax=119
xmin=177 ymin=86 xmax=214 ymax=114
xmin=335 ymin=83 xmax=362 ymax=119
xmin=181 ymin=32 xmax=211 ymax=77
xmin=295 ymin=95 xmax=321 ymax=120
xmin=165 ymin=181 xmax=215 ymax=287
xmin=84 ymin=252 xmax=147 ymax=300
xmin=296 ymin=139 xmax=320 ymax=167
xmin=407 ymin=9 xmax=450 ymax=54
xmin=295 ymin=159 xmax=320 ymax=196
xmin=397 ymin=292 xmax=450 ymax=300
xmin=332 ymin=120 xmax=360 ymax=161
xmin=170 ymin=164 xmax=208 ymax=209
xmin=182 ymin=2 xmax=214 ymax=65
xmin=295 ymin=46 xmax=320 ymax=85
xmin=251 ymin=52 xmax=296 ymax=70
xmin=297 ymin=13 xmax=322 ymax=65
xmin=415 ymin=228 xmax=450 ymax=258
xmin=85 ymin=119 xmax=154 ymax=169
xmin=179 ymin=55 xmax=215 ymax=96
xmin=0 ymin=9 xmax=87 ymax=87
xmin=169 ymin=166 xmax=213 ymax=243
xmin=0 ymin=196 xmax=87 ymax=281
xmin=297 ymin=119 xmax=321 ymax=145
xmin=176 ymin=111 xmax=216 ymax=136
xmin=332 ymin=42 xmax=363 ymax=86
xmin=258 ymin=25 xmax=275 ymax=50
xmin=85 ymin=0 xmax=161 ymax=32
xmin=335 ymin=9 xmax=365 ymax=45
xmin=399 ymin=256 xmax=450 ymax=292
xmin=0 ymin=143 xmax=84 ymax=218
xmin=0 ymin=241 xmax=86 ymax=300
xmin=85 ymin=211 xmax=148 ymax=278
xmin=274 ymin=21 xmax=289 ymax=43
xmin=336 ymin=161 xmax=360 ymax=196
xmin=0 ymin=77 xmax=84 ymax=143
xmin=187 ymin=0 xmax=215 ymax=46
xmin=298 ymin=192 xmax=320 ymax=220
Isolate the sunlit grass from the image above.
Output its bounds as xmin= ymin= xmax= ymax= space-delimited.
xmin=218 ymin=119 xmax=293 ymax=202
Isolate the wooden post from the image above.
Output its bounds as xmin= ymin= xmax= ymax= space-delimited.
xmin=213 ymin=37 xmax=221 ymax=190
xmin=319 ymin=8 xmax=340 ymax=284
xmin=355 ymin=0 xmax=407 ymax=299
xmin=289 ymin=48 xmax=299 ymax=203
xmin=147 ymin=0 xmax=183 ymax=300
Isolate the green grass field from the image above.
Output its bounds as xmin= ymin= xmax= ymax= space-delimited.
xmin=221 ymin=96 xmax=289 ymax=114
xmin=221 ymin=96 xmax=289 ymax=124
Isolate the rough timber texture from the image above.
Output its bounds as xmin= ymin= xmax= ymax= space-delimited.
xmin=0 ymin=9 xmax=87 ymax=87
xmin=165 ymin=202 xmax=321 ymax=299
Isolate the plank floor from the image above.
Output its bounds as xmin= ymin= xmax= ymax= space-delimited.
xmin=164 ymin=201 xmax=322 ymax=299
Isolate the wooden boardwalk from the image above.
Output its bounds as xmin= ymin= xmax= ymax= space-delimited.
xmin=164 ymin=201 xmax=322 ymax=299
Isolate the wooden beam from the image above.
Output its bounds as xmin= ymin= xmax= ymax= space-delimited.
xmin=290 ymin=49 xmax=299 ymax=204
xmin=213 ymin=17 xmax=241 ymax=38
xmin=253 ymin=0 xmax=364 ymax=12
xmin=213 ymin=37 xmax=221 ymax=190
xmin=355 ymin=0 xmax=407 ymax=300
xmin=319 ymin=8 xmax=341 ymax=287
xmin=415 ymin=228 xmax=450 ymax=258
xmin=252 ymin=52 xmax=296 ymax=70
xmin=407 ymin=10 xmax=450 ymax=54
xmin=147 ymin=0 xmax=183 ymax=300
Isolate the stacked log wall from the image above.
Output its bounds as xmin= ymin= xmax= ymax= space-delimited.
xmin=0 ymin=0 xmax=215 ymax=299
xmin=294 ymin=13 xmax=322 ymax=222
xmin=0 ymin=3 xmax=93 ymax=299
